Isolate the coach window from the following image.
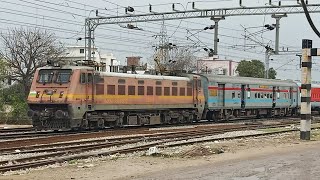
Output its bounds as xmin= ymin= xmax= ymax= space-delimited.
xmin=138 ymin=86 xmax=144 ymax=95
xmin=238 ymin=92 xmax=241 ymax=98
xmin=164 ymin=87 xmax=170 ymax=96
xmin=247 ymin=88 xmax=251 ymax=99
xmin=258 ymin=93 xmax=260 ymax=98
xmin=255 ymin=93 xmax=257 ymax=98
xmin=118 ymin=85 xmax=125 ymax=95
xmin=128 ymin=86 xmax=135 ymax=95
xmin=232 ymin=92 xmax=235 ymax=99
xmin=172 ymin=87 xmax=178 ymax=96
xmin=107 ymin=85 xmax=115 ymax=95
xmin=267 ymin=94 xmax=270 ymax=98
xmin=180 ymin=87 xmax=185 ymax=96
xmin=156 ymin=87 xmax=162 ymax=96
xmin=147 ymin=86 xmax=153 ymax=95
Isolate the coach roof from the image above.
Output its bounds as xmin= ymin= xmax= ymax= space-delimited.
xmin=204 ymin=75 xmax=298 ymax=87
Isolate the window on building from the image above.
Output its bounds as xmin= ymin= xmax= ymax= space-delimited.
xmin=156 ymin=81 xmax=162 ymax=85
xmin=80 ymin=49 xmax=84 ymax=53
xmin=172 ymin=82 xmax=178 ymax=86
xmin=138 ymin=80 xmax=144 ymax=85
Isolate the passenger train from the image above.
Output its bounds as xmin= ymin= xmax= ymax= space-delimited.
xmin=26 ymin=65 xmax=318 ymax=130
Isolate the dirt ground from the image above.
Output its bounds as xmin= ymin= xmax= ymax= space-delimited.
xmin=1 ymin=130 xmax=320 ymax=180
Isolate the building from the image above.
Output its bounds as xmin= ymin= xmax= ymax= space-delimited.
xmin=61 ymin=46 xmax=120 ymax=72
xmin=197 ymin=58 xmax=239 ymax=76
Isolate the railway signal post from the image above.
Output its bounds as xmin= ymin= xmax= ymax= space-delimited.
xmin=300 ymin=39 xmax=320 ymax=140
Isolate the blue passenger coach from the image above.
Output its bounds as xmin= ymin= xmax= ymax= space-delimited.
xmin=201 ymin=75 xmax=299 ymax=121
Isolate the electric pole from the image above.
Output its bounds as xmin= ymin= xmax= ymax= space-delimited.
xmin=211 ymin=16 xmax=225 ymax=55
xmin=272 ymin=14 xmax=287 ymax=54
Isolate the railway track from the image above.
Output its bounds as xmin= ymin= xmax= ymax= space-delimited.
xmin=0 ymin=117 xmax=301 ymax=142
xmin=0 ymin=120 xmax=316 ymax=173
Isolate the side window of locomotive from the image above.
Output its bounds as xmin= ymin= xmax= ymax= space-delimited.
xmin=164 ymin=87 xmax=170 ymax=96
xmin=55 ymin=70 xmax=72 ymax=84
xmin=156 ymin=87 xmax=162 ymax=96
xmin=107 ymin=85 xmax=115 ymax=95
xmin=138 ymin=86 xmax=144 ymax=95
xmin=172 ymin=87 xmax=178 ymax=96
xmin=147 ymin=86 xmax=153 ymax=95
xmin=118 ymin=85 xmax=125 ymax=95
xmin=87 ymin=73 xmax=93 ymax=83
xmin=38 ymin=70 xmax=54 ymax=84
xmin=128 ymin=86 xmax=135 ymax=95
xmin=180 ymin=87 xmax=185 ymax=96
xmin=80 ymin=73 xmax=86 ymax=84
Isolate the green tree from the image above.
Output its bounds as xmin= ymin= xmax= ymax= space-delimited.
xmin=236 ymin=60 xmax=277 ymax=79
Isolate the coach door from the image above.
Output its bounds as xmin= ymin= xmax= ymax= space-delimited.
xmin=217 ymin=84 xmax=225 ymax=107
xmin=193 ymin=77 xmax=199 ymax=106
xmin=289 ymin=87 xmax=294 ymax=106
xmin=80 ymin=70 xmax=94 ymax=111
xmin=241 ymin=85 xmax=246 ymax=109
xmin=272 ymin=87 xmax=276 ymax=108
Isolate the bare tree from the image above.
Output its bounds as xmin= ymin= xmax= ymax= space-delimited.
xmin=0 ymin=28 xmax=64 ymax=97
xmin=168 ymin=47 xmax=196 ymax=73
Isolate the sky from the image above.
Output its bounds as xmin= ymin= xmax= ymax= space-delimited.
xmin=0 ymin=0 xmax=320 ymax=81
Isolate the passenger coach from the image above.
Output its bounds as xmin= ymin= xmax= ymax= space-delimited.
xmin=201 ymin=75 xmax=299 ymax=121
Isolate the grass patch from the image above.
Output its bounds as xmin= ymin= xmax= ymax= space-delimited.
xmin=68 ymin=159 xmax=78 ymax=164
xmin=259 ymin=127 xmax=290 ymax=133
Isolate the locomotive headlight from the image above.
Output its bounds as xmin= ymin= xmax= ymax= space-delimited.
xmin=59 ymin=91 xmax=64 ymax=98
xmin=36 ymin=91 xmax=40 ymax=98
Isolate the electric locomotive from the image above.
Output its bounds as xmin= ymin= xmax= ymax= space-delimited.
xmin=27 ymin=65 xmax=204 ymax=130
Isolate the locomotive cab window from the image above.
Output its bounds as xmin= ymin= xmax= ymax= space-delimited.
xmin=37 ymin=70 xmax=54 ymax=84
xmin=55 ymin=70 xmax=72 ymax=84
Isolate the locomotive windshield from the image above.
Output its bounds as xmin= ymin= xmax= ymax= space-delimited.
xmin=37 ymin=70 xmax=54 ymax=84
xmin=55 ymin=69 xmax=72 ymax=84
